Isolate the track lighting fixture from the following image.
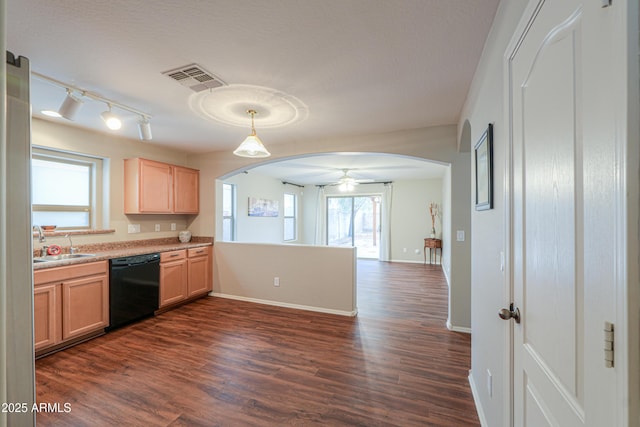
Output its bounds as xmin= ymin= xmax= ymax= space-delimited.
xmin=233 ymin=109 xmax=271 ymax=158
xmin=33 ymin=71 xmax=152 ymax=138
xmin=101 ymin=104 xmax=122 ymax=130
xmin=58 ymin=89 xmax=83 ymax=120
xmin=137 ymin=116 xmax=153 ymax=141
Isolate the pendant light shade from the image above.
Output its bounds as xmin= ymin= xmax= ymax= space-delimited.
xmin=233 ymin=109 xmax=271 ymax=158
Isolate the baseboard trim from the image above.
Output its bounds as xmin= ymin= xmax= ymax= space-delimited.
xmin=446 ymin=320 xmax=472 ymax=334
xmin=210 ymin=292 xmax=358 ymax=317
xmin=468 ymin=372 xmax=489 ymax=427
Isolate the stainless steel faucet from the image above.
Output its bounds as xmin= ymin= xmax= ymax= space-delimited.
xmin=65 ymin=234 xmax=78 ymax=254
xmin=33 ymin=225 xmax=46 ymax=243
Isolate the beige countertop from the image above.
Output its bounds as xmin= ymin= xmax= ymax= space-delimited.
xmin=33 ymin=238 xmax=213 ymax=270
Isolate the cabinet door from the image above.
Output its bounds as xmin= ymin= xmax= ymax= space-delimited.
xmin=173 ymin=166 xmax=199 ymax=214
xmin=160 ymin=258 xmax=188 ymax=307
xmin=34 ymin=283 xmax=61 ymax=350
xmin=187 ymin=253 xmax=209 ymax=297
xmin=62 ymin=274 xmax=109 ymax=340
xmin=139 ymin=159 xmax=173 ymax=213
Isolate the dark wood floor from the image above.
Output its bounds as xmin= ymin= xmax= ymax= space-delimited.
xmin=35 ymin=260 xmax=479 ymax=426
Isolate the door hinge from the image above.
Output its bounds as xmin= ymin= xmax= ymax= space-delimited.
xmin=601 ymin=0 xmax=612 ymax=8
xmin=604 ymin=321 xmax=614 ymax=368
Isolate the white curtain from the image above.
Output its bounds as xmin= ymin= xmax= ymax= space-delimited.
xmin=314 ymin=186 xmax=326 ymax=245
xmin=379 ymin=183 xmax=393 ymax=261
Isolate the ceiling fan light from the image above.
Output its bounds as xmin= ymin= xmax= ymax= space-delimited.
xmin=101 ymin=109 xmax=122 ymax=130
xmin=233 ymin=134 xmax=271 ymax=158
xmin=58 ymin=91 xmax=83 ymax=120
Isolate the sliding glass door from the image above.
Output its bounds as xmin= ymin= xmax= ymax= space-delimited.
xmin=327 ymin=196 xmax=380 ymax=258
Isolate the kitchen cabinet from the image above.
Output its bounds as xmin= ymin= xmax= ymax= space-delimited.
xmin=160 ymin=246 xmax=211 ymax=308
xmin=34 ymin=261 xmax=109 ymax=353
xmin=174 ymin=166 xmax=199 ymax=214
xmin=124 ymin=158 xmax=199 ymax=214
xmin=187 ymin=247 xmax=211 ymax=296
xmin=34 ymin=283 xmax=61 ymax=351
xmin=159 ymin=250 xmax=188 ymax=307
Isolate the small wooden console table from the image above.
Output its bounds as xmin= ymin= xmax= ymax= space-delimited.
xmin=424 ymin=238 xmax=442 ymax=264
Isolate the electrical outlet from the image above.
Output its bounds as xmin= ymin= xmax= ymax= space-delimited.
xmin=414 ymin=249 xmax=420 ymax=254
xmin=274 ymin=277 xmax=280 ymax=287
xmin=171 ymin=223 xmax=176 ymax=231
xmin=403 ymin=248 xmax=407 ymax=253
xmin=128 ymin=224 xmax=140 ymax=234
xmin=155 ymin=224 xmax=161 ymax=232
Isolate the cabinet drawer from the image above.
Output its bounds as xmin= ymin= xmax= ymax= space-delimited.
xmin=161 ymin=250 xmax=187 ymax=262
xmin=187 ymin=247 xmax=209 ymax=258
xmin=34 ymin=260 xmax=108 ymax=285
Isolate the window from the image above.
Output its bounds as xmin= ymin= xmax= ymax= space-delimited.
xmin=222 ymin=183 xmax=236 ymax=241
xmin=284 ymin=193 xmax=296 ymax=241
xmin=31 ymin=148 xmax=103 ymax=230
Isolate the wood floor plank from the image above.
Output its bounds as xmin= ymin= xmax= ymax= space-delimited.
xmin=35 ymin=260 xmax=479 ymax=426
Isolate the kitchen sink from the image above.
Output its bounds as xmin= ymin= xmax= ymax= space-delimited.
xmin=33 ymin=253 xmax=96 ymax=263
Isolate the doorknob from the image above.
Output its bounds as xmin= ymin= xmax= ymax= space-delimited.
xmin=498 ymin=303 xmax=521 ymax=324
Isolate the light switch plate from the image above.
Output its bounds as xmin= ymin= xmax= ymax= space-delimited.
xmin=456 ymin=230 xmax=465 ymax=241
xmin=128 ymin=224 xmax=140 ymax=234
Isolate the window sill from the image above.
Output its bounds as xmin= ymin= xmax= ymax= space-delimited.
xmin=33 ymin=229 xmax=116 ymax=239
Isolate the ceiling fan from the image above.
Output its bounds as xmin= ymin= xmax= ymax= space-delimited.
xmin=333 ymin=169 xmax=373 ymax=191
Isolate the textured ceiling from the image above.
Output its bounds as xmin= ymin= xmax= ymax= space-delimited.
xmin=7 ymin=0 xmax=499 ymax=156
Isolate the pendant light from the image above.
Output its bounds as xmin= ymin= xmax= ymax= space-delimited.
xmin=233 ymin=109 xmax=271 ymax=158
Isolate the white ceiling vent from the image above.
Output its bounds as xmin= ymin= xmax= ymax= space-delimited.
xmin=162 ymin=64 xmax=226 ymax=92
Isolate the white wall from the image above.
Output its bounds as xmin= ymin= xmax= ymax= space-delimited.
xmin=457 ymin=2 xmax=529 ymax=425
xmin=222 ymin=171 xmax=304 ymax=243
xmin=213 ymin=242 xmax=357 ymax=315
xmin=389 ymin=179 xmax=442 ymax=263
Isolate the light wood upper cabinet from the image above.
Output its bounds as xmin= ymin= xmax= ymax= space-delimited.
xmin=124 ymin=158 xmax=199 ymax=214
xmin=174 ymin=166 xmax=199 ymax=214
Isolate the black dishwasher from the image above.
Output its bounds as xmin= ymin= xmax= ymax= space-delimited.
xmin=108 ymin=253 xmax=161 ymax=330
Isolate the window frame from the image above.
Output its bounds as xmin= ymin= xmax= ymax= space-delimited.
xmin=283 ymin=192 xmax=297 ymax=242
xmin=222 ymin=183 xmax=236 ymax=241
xmin=31 ymin=147 xmax=103 ymax=230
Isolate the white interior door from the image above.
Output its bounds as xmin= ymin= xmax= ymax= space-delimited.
xmin=508 ymin=1 xmax=622 ymax=426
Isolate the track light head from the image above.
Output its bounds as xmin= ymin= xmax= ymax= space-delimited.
xmin=137 ymin=117 xmax=152 ymax=141
xmin=101 ymin=105 xmax=122 ymax=130
xmin=58 ymin=90 xmax=83 ymax=120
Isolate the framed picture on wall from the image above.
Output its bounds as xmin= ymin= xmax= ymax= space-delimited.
xmin=474 ymin=124 xmax=493 ymax=211
xmin=248 ymin=197 xmax=279 ymax=217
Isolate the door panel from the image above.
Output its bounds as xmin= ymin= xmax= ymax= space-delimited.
xmin=509 ymin=1 xmax=622 ymax=426
xmin=511 ymin=2 xmax=585 ymax=425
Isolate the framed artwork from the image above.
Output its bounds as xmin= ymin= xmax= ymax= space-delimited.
xmin=248 ymin=197 xmax=279 ymax=217
xmin=474 ymin=124 xmax=493 ymax=211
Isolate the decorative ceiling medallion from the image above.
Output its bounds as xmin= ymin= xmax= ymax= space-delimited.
xmin=188 ymin=84 xmax=308 ymax=128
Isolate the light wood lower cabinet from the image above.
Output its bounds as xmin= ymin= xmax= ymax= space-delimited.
xmin=34 ymin=261 xmax=109 ymax=353
xmin=159 ymin=250 xmax=188 ymax=307
xmin=160 ymin=246 xmax=211 ymax=308
xmin=34 ymin=283 xmax=61 ymax=350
